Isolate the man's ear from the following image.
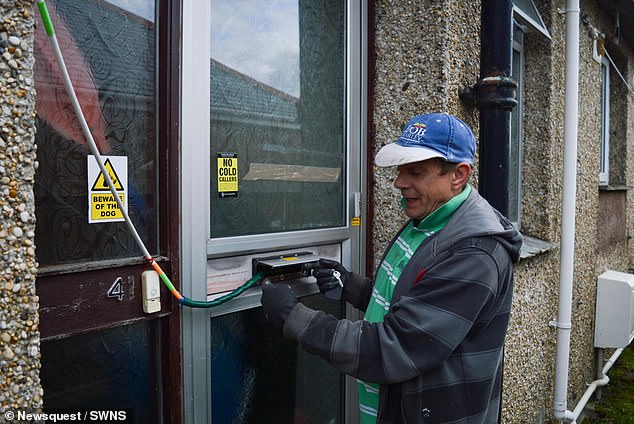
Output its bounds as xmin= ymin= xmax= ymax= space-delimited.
xmin=452 ymin=162 xmax=472 ymax=190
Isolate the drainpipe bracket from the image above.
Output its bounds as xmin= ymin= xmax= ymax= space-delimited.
xmin=549 ymin=319 xmax=572 ymax=330
xmin=459 ymin=76 xmax=518 ymax=110
xmin=558 ymin=7 xmax=581 ymax=15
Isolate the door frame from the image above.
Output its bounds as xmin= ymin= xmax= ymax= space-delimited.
xmin=180 ymin=1 xmax=367 ymax=422
xmin=35 ymin=1 xmax=183 ymax=422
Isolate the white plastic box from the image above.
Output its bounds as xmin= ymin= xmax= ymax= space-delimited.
xmin=594 ymin=270 xmax=634 ymax=348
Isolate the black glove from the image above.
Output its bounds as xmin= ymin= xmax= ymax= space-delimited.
xmin=313 ymin=258 xmax=349 ymax=301
xmin=260 ymin=280 xmax=297 ymax=333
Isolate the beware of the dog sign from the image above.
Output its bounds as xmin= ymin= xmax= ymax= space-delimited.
xmin=87 ymin=155 xmax=128 ymax=223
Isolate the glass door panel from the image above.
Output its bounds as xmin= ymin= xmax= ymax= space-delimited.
xmin=209 ymin=0 xmax=346 ymax=238
xmin=34 ymin=0 xmax=158 ymax=266
xmin=40 ymin=321 xmax=161 ymax=424
xmin=211 ymin=294 xmax=343 ymax=423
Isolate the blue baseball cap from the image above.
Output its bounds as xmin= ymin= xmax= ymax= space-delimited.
xmin=375 ymin=113 xmax=476 ymax=167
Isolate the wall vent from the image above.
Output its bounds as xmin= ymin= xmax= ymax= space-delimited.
xmin=594 ymin=270 xmax=634 ymax=348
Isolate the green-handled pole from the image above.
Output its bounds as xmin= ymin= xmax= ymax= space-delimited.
xmin=36 ymin=0 xmax=264 ymax=307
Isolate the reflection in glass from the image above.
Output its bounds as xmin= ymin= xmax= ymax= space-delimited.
xmin=210 ymin=0 xmax=346 ymax=238
xmin=34 ymin=0 xmax=157 ymax=265
xmin=211 ymin=294 xmax=343 ymax=423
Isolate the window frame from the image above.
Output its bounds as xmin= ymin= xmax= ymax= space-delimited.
xmin=206 ymin=3 xmax=353 ymax=259
xmin=599 ymin=55 xmax=610 ymax=186
xmin=512 ymin=0 xmax=551 ymax=40
xmin=510 ymin=22 xmax=525 ymax=227
xmin=510 ymin=0 xmax=550 ymax=229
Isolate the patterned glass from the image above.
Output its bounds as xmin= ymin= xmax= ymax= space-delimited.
xmin=40 ymin=320 xmax=161 ymax=423
xmin=34 ymin=0 xmax=157 ymax=265
xmin=209 ymin=0 xmax=346 ymax=238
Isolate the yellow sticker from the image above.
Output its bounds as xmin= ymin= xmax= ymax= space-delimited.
xmin=91 ymin=193 xmax=125 ymax=221
xmin=91 ymin=158 xmax=124 ymax=191
xmin=87 ymin=155 xmax=127 ymax=224
xmin=217 ymin=152 xmax=238 ymax=198
xmin=352 ymin=217 xmax=361 ymax=226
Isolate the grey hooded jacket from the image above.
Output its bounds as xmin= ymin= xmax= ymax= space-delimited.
xmin=283 ymin=189 xmax=522 ymax=423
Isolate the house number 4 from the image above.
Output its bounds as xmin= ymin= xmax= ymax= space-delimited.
xmin=107 ymin=277 xmax=125 ymax=301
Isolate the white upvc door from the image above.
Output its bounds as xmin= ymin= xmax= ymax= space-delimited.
xmin=181 ymin=1 xmax=367 ymax=422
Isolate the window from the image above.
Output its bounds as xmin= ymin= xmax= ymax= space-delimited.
xmin=510 ymin=23 xmax=525 ymax=225
xmin=513 ymin=0 xmax=551 ymax=40
xmin=40 ymin=321 xmax=162 ymax=424
xmin=599 ymin=56 xmax=610 ymax=185
xmin=597 ymin=43 xmax=630 ymax=247
xmin=510 ymin=0 xmax=550 ymax=228
xmin=34 ymin=0 xmax=158 ymax=266
xmin=209 ymin=0 xmax=346 ymax=239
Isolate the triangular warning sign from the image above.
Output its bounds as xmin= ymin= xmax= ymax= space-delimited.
xmin=91 ymin=158 xmax=125 ymax=191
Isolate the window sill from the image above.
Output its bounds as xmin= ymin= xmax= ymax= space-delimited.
xmin=38 ymin=256 xmax=170 ymax=277
xmin=519 ymin=234 xmax=558 ymax=260
xmin=599 ymin=184 xmax=631 ymax=191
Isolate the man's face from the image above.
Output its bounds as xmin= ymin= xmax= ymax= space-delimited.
xmin=393 ymin=159 xmax=457 ymax=221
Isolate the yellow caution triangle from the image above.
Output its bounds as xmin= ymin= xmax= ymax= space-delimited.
xmin=91 ymin=158 xmax=124 ymax=191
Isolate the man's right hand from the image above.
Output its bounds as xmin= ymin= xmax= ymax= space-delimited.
xmin=314 ymin=258 xmax=349 ymax=300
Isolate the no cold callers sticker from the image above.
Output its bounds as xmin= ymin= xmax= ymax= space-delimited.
xmin=217 ymin=152 xmax=238 ymax=198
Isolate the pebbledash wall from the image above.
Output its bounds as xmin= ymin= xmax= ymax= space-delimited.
xmin=370 ymin=0 xmax=633 ymax=423
xmin=1 ymin=0 xmax=633 ymax=422
xmin=0 ymin=0 xmax=43 ymax=415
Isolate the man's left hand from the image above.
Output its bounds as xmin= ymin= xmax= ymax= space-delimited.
xmin=260 ymin=280 xmax=298 ymax=333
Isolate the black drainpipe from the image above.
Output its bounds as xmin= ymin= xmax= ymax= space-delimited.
xmin=460 ymin=0 xmax=517 ymax=216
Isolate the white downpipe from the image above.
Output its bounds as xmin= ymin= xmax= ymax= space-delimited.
xmin=568 ymin=348 xmax=625 ymax=423
xmin=552 ymin=1 xmax=580 ymax=422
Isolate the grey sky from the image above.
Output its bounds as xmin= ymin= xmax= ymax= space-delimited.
xmin=103 ymin=0 xmax=301 ymax=97
xmin=105 ymin=0 xmax=154 ymax=21
xmin=210 ymin=0 xmax=300 ymax=97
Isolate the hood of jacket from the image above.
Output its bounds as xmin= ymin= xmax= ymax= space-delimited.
xmin=431 ymin=187 xmax=523 ymax=263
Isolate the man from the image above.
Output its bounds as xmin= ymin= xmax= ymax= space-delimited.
xmin=261 ymin=112 xmax=522 ymax=423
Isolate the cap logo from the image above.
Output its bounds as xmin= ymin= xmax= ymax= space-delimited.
xmin=403 ymin=122 xmax=427 ymax=142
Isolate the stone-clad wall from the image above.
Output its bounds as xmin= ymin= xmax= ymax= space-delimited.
xmin=371 ymin=0 xmax=634 ymax=422
xmin=0 ymin=0 xmax=631 ymax=420
xmin=371 ymin=0 xmax=480 ymax=258
xmin=0 ymin=0 xmax=42 ymax=415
